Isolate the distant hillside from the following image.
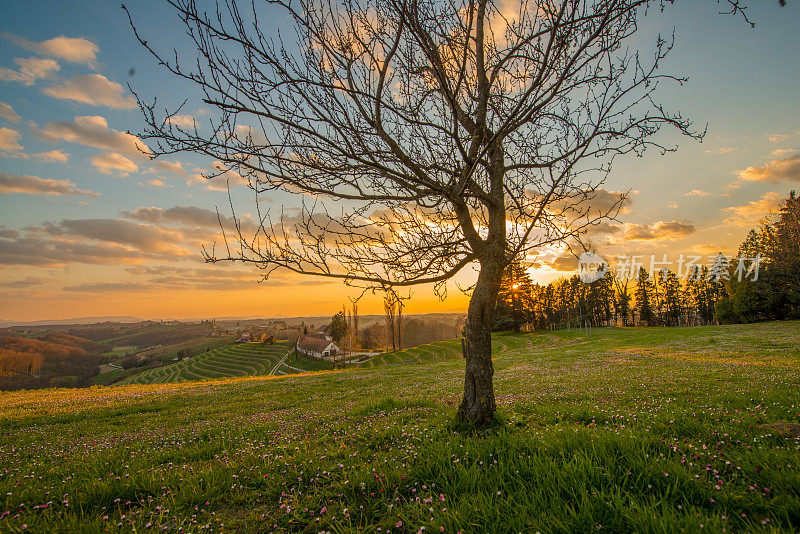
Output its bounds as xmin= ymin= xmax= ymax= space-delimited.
xmin=0 ymin=333 xmax=104 ymax=390
xmin=0 ymin=316 xmax=144 ymax=327
xmin=38 ymin=332 xmax=105 ymax=353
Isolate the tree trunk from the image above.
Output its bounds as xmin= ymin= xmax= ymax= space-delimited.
xmin=457 ymin=262 xmax=503 ymax=426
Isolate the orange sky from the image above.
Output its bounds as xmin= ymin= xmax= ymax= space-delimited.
xmin=1 ymin=3 xmax=798 ymax=323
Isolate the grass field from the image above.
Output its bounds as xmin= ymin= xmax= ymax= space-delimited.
xmin=119 ymin=341 xmax=296 ymax=384
xmin=1 ymin=322 xmax=799 ymax=532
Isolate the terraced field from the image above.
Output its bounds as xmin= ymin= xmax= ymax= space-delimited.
xmin=120 ymin=341 xmax=299 ymax=384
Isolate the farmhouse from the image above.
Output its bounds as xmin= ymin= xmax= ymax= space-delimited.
xmin=234 ymin=331 xmax=252 ymax=343
xmin=296 ymin=335 xmax=340 ymax=360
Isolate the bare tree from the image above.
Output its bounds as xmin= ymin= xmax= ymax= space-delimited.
xmin=125 ymin=0 xmax=767 ymax=425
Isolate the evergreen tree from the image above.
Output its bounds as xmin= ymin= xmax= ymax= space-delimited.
xmin=493 ymin=261 xmax=535 ymax=331
xmin=635 ymin=268 xmax=654 ymax=326
xmin=329 ymin=311 xmax=348 ymax=343
xmin=718 ymin=191 xmax=800 ymax=322
xmin=662 ymin=270 xmax=682 ymax=326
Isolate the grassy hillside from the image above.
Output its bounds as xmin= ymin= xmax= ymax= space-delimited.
xmin=1 ymin=322 xmax=799 ymax=532
xmin=119 ymin=341 xmax=296 ymax=384
xmin=359 ymin=331 xmax=533 ymax=367
xmin=0 ymin=333 xmax=104 ymax=390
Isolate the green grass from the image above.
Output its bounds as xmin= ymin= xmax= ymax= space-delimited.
xmin=287 ymin=348 xmax=339 ymax=372
xmin=118 ymin=341 xmax=297 ymax=384
xmin=92 ymin=367 xmax=130 ymax=386
xmin=1 ymin=321 xmax=799 ymax=532
xmin=102 ymin=347 xmax=137 ymax=358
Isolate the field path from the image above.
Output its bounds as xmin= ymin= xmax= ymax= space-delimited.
xmin=269 ymin=349 xmax=292 ymax=376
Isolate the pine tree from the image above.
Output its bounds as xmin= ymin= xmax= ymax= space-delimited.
xmin=494 ymin=261 xmax=535 ymax=331
xmin=662 ymin=270 xmax=682 ymax=326
xmin=635 ymin=268 xmax=654 ymax=326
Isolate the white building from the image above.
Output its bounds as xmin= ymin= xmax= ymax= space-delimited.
xmin=296 ymin=335 xmax=340 ymax=360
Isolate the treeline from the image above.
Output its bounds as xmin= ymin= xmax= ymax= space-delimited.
xmin=494 ymin=191 xmax=800 ymax=331
xmin=324 ymin=300 xmax=465 ymax=352
xmin=717 ymin=191 xmax=800 ymax=322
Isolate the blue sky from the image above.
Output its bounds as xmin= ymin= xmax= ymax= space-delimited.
xmin=0 ymin=1 xmax=798 ymax=321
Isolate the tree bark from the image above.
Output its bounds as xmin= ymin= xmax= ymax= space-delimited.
xmin=457 ymin=260 xmax=503 ymax=426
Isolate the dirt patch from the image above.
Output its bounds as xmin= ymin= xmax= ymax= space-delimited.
xmin=760 ymin=421 xmax=800 ymax=438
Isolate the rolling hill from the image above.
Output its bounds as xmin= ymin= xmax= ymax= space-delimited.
xmin=2 ymin=323 xmax=799 ymax=532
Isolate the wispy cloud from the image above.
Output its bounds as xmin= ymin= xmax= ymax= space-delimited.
xmin=42 ymin=74 xmax=137 ymax=109
xmin=721 ymin=192 xmax=783 ymax=227
xmin=90 ymin=152 xmax=138 ymax=176
xmin=0 ymin=127 xmax=26 ymax=157
xmin=768 ymin=133 xmax=790 ymax=143
xmin=0 ymin=101 xmax=21 ymax=123
xmin=623 ymin=220 xmax=696 ymax=241
xmin=2 ymin=33 xmax=99 ymax=67
xmin=704 ymin=146 xmax=737 ymax=154
xmin=35 ymin=115 xmax=147 ymax=156
xmin=737 ymin=154 xmax=800 ymax=184
xmin=141 ymin=178 xmax=172 ymax=188
xmin=685 ymin=189 xmax=712 ymax=197
xmin=34 ymin=150 xmax=70 ymax=162
xmin=0 ymin=172 xmax=98 ymax=197
xmin=0 ymin=57 xmax=59 ymax=85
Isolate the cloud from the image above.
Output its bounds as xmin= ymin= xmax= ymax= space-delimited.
xmin=0 ymin=127 xmax=25 ymax=157
xmin=589 ymin=188 xmax=633 ymax=214
xmin=63 ymin=282 xmax=147 ymax=293
xmin=771 ymin=148 xmax=796 ymax=157
xmin=737 ymin=154 xmax=800 ymax=184
xmin=0 ymin=227 xmax=20 ymax=239
xmin=124 ymin=265 xmax=182 ymax=276
xmin=35 ymin=115 xmax=148 ymax=158
xmin=153 ymin=159 xmax=187 ymax=177
xmin=0 ymin=172 xmax=98 ymax=197
xmin=623 ymin=220 xmax=696 ymax=241
xmin=0 ymin=101 xmax=21 ymax=123
xmin=142 ymin=178 xmax=172 ymax=188
xmin=0 ymin=276 xmax=46 ymax=288
xmin=0 ymin=205 xmax=240 ymax=268
xmin=0 ymin=57 xmax=59 ymax=85
xmin=2 ymin=33 xmax=99 ymax=66
xmin=34 ymin=115 xmax=187 ymax=178
xmin=685 ymin=189 xmax=712 ymax=197
xmin=187 ymin=161 xmax=248 ymax=191
xmin=0 ymin=236 xmax=153 ymax=266
xmin=166 ymin=114 xmax=197 ymax=129
xmin=584 ymin=221 xmax=622 ymax=238
xmin=40 ymin=218 xmax=189 ymax=254
xmin=546 ymin=253 xmax=579 ymax=271
xmin=64 ymin=265 xmax=288 ymax=293
xmin=769 ymin=133 xmax=790 ymax=143
xmin=704 ymin=146 xmax=737 ymax=154
xmin=34 ymin=150 xmax=69 ymax=162
xmin=62 ymin=270 xmax=274 ymax=293
xmin=721 ymin=192 xmax=783 ymax=227
xmin=90 ymin=152 xmax=138 ymax=176
xmin=122 ymin=205 xmax=251 ymax=231
xmin=42 ymin=74 xmax=137 ymax=109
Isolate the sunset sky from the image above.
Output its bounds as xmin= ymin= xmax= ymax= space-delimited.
xmin=1 ymin=1 xmax=799 ymax=323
